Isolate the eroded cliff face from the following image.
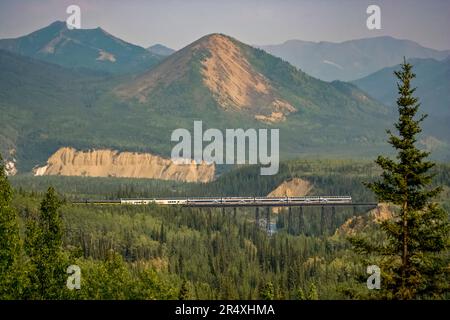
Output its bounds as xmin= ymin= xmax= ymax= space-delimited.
xmin=267 ymin=178 xmax=312 ymax=213
xmin=33 ymin=147 xmax=215 ymax=183
xmin=334 ymin=203 xmax=395 ymax=236
xmin=268 ymin=178 xmax=312 ymax=197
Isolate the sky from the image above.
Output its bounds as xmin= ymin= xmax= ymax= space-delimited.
xmin=0 ymin=0 xmax=449 ymax=50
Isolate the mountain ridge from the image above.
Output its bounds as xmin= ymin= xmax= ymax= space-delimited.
xmin=147 ymin=44 xmax=175 ymax=56
xmin=352 ymin=57 xmax=450 ymax=158
xmin=257 ymin=36 xmax=450 ymax=81
xmin=0 ymin=21 xmax=163 ymax=74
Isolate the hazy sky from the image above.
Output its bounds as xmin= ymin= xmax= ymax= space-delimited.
xmin=0 ymin=0 xmax=449 ymax=50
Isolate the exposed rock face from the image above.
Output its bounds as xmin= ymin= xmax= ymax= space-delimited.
xmin=97 ymin=50 xmax=116 ymax=62
xmin=370 ymin=203 xmax=394 ymax=223
xmin=268 ymin=178 xmax=312 ymax=197
xmin=335 ymin=203 xmax=395 ymax=236
xmin=335 ymin=215 xmax=366 ymax=236
xmin=268 ymin=178 xmax=312 ymax=212
xmin=200 ymin=34 xmax=295 ymax=121
xmin=33 ymin=147 xmax=215 ymax=183
xmin=116 ymin=33 xmax=295 ymax=122
xmin=5 ymin=159 xmax=17 ymax=176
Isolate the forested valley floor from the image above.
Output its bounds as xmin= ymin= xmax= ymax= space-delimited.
xmin=7 ymin=160 xmax=450 ymax=299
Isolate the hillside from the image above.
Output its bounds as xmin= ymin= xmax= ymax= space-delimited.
xmin=258 ymin=36 xmax=450 ymax=81
xmin=0 ymin=21 xmax=163 ymax=74
xmin=0 ymin=49 xmax=109 ymax=169
xmin=118 ymin=33 xmax=387 ymax=124
xmin=1 ymin=31 xmax=434 ymax=175
xmin=352 ymin=57 xmax=450 ymax=158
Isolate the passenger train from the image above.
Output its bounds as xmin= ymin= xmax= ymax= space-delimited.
xmin=113 ymin=196 xmax=353 ymax=205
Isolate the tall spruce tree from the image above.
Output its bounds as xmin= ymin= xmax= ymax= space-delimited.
xmin=0 ymin=154 xmax=21 ymax=298
xmin=26 ymin=186 xmax=67 ymax=299
xmin=351 ymin=60 xmax=449 ymax=299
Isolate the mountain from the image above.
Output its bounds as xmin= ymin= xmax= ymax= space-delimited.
xmin=117 ymin=33 xmax=387 ymax=123
xmin=352 ymin=57 xmax=450 ymax=156
xmin=353 ymin=57 xmax=450 ymax=115
xmin=0 ymin=21 xmax=163 ymax=74
xmin=257 ymin=36 xmax=450 ymax=81
xmin=0 ymin=49 xmax=108 ymax=169
xmin=147 ymin=44 xmax=175 ymax=56
xmin=7 ymin=32 xmax=438 ymax=174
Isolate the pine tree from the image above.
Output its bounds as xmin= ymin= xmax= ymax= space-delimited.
xmin=351 ymin=60 xmax=450 ymax=299
xmin=0 ymin=154 xmax=21 ymax=298
xmin=260 ymin=281 xmax=274 ymax=300
xmin=307 ymin=283 xmax=319 ymax=300
xmin=26 ymin=186 xmax=67 ymax=299
xmin=296 ymin=287 xmax=306 ymax=300
xmin=178 ymin=280 xmax=190 ymax=300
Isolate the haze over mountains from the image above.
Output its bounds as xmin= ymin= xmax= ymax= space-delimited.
xmin=258 ymin=36 xmax=450 ymax=81
xmin=352 ymin=57 xmax=450 ymax=157
xmin=0 ymin=21 xmax=449 ymax=176
xmin=0 ymin=21 xmax=163 ymax=74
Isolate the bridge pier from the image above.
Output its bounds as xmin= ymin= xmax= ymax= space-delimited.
xmin=288 ymin=206 xmax=292 ymax=234
xmin=266 ymin=207 xmax=271 ymax=233
xmin=299 ymin=206 xmax=304 ymax=235
xmin=331 ymin=206 xmax=336 ymax=231
xmin=321 ymin=206 xmax=325 ymax=235
xmin=255 ymin=207 xmax=260 ymax=227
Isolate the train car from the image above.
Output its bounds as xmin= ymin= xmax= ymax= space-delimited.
xmin=221 ymin=197 xmax=255 ymax=204
xmin=74 ymin=199 xmax=121 ymax=205
xmin=120 ymin=198 xmax=155 ymax=205
xmin=121 ymin=198 xmax=188 ymax=205
xmin=158 ymin=199 xmax=188 ymax=205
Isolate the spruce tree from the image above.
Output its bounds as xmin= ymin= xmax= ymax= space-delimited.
xmin=307 ymin=283 xmax=319 ymax=300
xmin=178 ymin=280 xmax=190 ymax=300
xmin=26 ymin=186 xmax=67 ymax=299
xmin=0 ymin=154 xmax=21 ymax=298
xmin=260 ymin=281 xmax=274 ymax=300
xmin=351 ymin=60 xmax=449 ymax=299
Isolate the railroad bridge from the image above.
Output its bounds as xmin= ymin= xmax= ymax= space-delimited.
xmin=74 ymin=196 xmax=378 ymax=234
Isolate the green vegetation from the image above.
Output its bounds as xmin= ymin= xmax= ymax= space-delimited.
xmin=2 ymin=157 xmax=449 ymax=300
xmin=351 ymin=61 xmax=450 ymax=299
xmin=0 ymin=154 xmax=22 ymax=298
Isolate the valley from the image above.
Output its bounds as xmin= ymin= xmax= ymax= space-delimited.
xmin=0 ymin=12 xmax=449 ymax=302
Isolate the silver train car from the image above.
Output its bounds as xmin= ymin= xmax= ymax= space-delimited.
xmin=119 ymin=196 xmax=352 ymax=205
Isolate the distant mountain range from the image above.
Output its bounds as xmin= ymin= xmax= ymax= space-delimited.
xmin=258 ymin=36 xmax=450 ymax=81
xmin=0 ymin=22 xmax=449 ymax=173
xmin=147 ymin=44 xmax=175 ymax=56
xmin=352 ymin=57 xmax=450 ymax=157
xmin=0 ymin=21 xmax=163 ymax=74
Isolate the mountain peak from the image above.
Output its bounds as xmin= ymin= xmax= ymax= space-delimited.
xmin=191 ymin=33 xmax=236 ymax=49
xmin=0 ymin=21 xmax=163 ymax=74
xmin=118 ymin=33 xmax=296 ymax=122
xmin=48 ymin=20 xmax=66 ymax=27
xmin=147 ymin=43 xmax=175 ymax=56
